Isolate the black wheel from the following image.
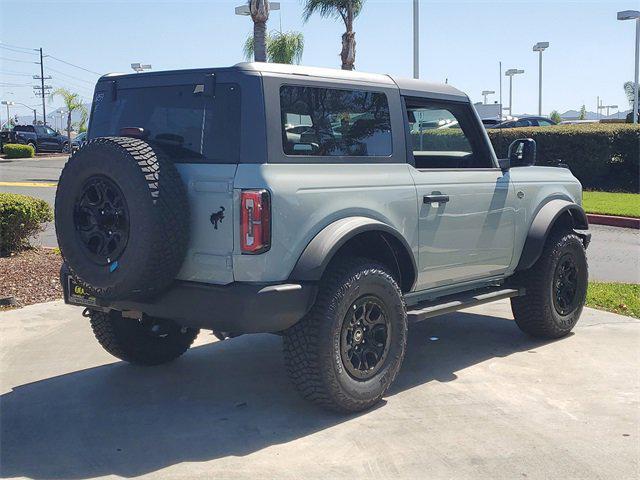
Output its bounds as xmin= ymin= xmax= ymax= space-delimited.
xmin=62 ymin=142 xmax=70 ymax=153
xmin=55 ymin=137 xmax=189 ymax=300
xmin=511 ymin=229 xmax=588 ymax=338
xmin=283 ymin=258 xmax=407 ymax=412
xmin=27 ymin=142 xmax=37 ymax=153
xmin=89 ymin=309 xmax=199 ymax=366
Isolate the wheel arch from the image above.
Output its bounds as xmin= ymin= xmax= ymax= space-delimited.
xmin=289 ymin=217 xmax=417 ymax=292
xmin=516 ymin=199 xmax=589 ymax=271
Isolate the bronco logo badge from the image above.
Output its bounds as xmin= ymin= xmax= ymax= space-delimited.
xmin=210 ymin=206 xmax=225 ymax=229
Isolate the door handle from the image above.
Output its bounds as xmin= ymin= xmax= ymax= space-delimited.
xmin=423 ymin=194 xmax=450 ymax=204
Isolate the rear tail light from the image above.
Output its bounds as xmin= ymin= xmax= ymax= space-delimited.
xmin=240 ymin=189 xmax=271 ymax=254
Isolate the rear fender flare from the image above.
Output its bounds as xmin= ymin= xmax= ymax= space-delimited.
xmin=516 ymin=199 xmax=589 ymax=271
xmin=289 ymin=217 xmax=417 ymax=291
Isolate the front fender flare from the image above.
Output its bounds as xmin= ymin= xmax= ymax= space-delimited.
xmin=289 ymin=216 xmax=417 ymax=289
xmin=516 ymin=199 xmax=588 ymax=271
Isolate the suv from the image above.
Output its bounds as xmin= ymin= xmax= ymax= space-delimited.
xmin=56 ymin=63 xmax=590 ymax=412
xmin=1 ymin=124 xmax=70 ymax=153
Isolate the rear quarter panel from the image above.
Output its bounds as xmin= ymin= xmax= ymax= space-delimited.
xmin=232 ymin=163 xmax=418 ymax=282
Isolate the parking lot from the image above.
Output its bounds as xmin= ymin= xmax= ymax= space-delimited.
xmin=1 ymin=299 xmax=638 ymax=479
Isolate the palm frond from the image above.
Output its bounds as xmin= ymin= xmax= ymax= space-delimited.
xmin=302 ymin=0 xmax=364 ymax=22
xmin=268 ymin=31 xmax=304 ymax=64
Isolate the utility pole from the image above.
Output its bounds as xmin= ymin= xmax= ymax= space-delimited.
xmin=413 ymin=0 xmax=419 ymax=79
xmin=499 ymin=61 xmax=503 ymax=117
xmin=39 ymin=48 xmax=46 ymax=126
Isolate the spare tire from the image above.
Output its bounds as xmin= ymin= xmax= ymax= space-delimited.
xmin=55 ymin=137 xmax=189 ymax=300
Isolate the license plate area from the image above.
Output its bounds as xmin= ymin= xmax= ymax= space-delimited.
xmin=67 ymin=276 xmax=99 ymax=307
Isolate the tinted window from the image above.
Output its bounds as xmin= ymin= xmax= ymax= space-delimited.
xmin=280 ymin=85 xmax=392 ymax=157
xmin=90 ymin=83 xmax=240 ymax=163
xmin=537 ymin=119 xmax=554 ymax=126
xmin=14 ymin=125 xmax=34 ymax=133
xmin=405 ymin=99 xmax=493 ymax=169
xmin=45 ymin=126 xmax=57 ymax=135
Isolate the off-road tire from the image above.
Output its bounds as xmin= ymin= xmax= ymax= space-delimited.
xmin=511 ymin=229 xmax=588 ymax=338
xmin=55 ymin=137 xmax=189 ymax=300
xmin=89 ymin=309 xmax=199 ymax=366
xmin=284 ymin=257 xmax=407 ymax=412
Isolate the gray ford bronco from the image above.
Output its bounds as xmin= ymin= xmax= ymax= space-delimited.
xmin=56 ymin=63 xmax=590 ymax=412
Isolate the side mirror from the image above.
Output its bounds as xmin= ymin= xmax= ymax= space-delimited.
xmin=508 ymin=138 xmax=537 ymax=167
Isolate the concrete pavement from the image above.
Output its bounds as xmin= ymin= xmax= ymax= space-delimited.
xmin=1 ymin=156 xmax=638 ymax=283
xmin=1 ymin=299 xmax=638 ymax=479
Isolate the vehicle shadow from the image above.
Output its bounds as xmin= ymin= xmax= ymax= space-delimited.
xmin=1 ymin=311 xmax=554 ymax=479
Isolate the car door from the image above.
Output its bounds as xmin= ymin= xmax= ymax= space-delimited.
xmin=34 ymin=126 xmax=52 ymax=150
xmin=403 ymin=97 xmax=516 ymax=291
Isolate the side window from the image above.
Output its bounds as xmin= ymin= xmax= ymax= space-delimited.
xmin=404 ymin=99 xmax=493 ymax=169
xmin=45 ymin=127 xmax=57 ymax=135
xmin=537 ymin=119 xmax=554 ymax=127
xmin=280 ymin=85 xmax=392 ymax=157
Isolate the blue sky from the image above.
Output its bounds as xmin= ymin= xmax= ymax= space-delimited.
xmin=1 ymin=0 xmax=637 ymax=120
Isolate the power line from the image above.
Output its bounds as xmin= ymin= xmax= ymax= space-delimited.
xmin=0 ymin=44 xmax=38 ymax=55
xmin=0 ymin=56 xmax=38 ymax=64
xmin=47 ymin=66 xmax=95 ymax=84
xmin=46 ymin=55 xmax=101 ymax=76
xmin=0 ymin=70 xmax=34 ymax=76
xmin=0 ymin=41 xmax=36 ymax=51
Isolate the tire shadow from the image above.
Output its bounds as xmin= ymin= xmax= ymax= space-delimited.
xmin=1 ymin=311 xmax=555 ymax=479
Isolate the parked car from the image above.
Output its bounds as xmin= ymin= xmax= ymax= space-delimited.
xmin=71 ymin=131 xmax=87 ymax=151
xmin=1 ymin=124 xmax=70 ymax=153
xmin=487 ymin=116 xmax=557 ymax=129
xmin=56 ymin=63 xmax=590 ymax=412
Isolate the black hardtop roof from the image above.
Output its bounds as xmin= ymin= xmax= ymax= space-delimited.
xmin=99 ymin=62 xmax=468 ymax=101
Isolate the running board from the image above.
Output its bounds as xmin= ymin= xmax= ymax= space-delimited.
xmin=406 ymin=287 xmax=523 ymax=323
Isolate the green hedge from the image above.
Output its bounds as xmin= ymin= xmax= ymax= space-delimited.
xmin=0 ymin=193 xmax=53 ymax=254
xmin=411 ymin=124 xmax=639 ymax=192
xmin=2 ymin=143 xmax=35 ymax=158
xmin=487 ymin=124 xmax=640 ymax=192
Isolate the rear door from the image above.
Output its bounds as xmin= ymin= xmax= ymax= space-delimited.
xmin=89 ymin=75 xmax=242 ymax=284
xmin=404 ymin=97 xmax=516 ymax=291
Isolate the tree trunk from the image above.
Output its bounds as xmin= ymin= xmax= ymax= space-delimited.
xmin=341 ymin=32 xmax=356 ymax=70
xmin=254 ymin=21 xmax=267 ymax=62
xmin=341 ymin=11 xmax=356 ymax=70
xmin=67 ymin=110 xmax=72 ymax=151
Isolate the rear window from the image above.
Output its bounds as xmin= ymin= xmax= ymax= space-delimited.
xmin=89 ymin=83 xmax=240 ymax=163
xmin=280 ymin=85 xmax=392 ymax=157
xmin=14 ymin=125 xmax=34 ymax=132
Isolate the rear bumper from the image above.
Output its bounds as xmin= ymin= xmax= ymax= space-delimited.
xmin=61 ymin=266 xmax=317 ymax=334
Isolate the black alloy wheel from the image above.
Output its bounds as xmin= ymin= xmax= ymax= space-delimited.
xmin=73 ymin=175 xmax=130 ymax=265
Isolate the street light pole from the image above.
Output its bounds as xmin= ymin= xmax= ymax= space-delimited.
xmin=482 ymin=90 xmax=495 ymax=104
xmin=618 ymin=10 xmax=640 ymax=123
xmin=1 ymin=101 xmax=14 ymax=127
xmin=505 ymin=69 xmax=524 ymax=116
xmin=533 ymin=42 xmax=549 ymax=116
xmin=413 ymin=0 xmax=419 ymax=79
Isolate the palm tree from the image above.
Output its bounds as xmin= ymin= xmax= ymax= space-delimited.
xmin=244 ymin=31 xmax=305 ymax=64
xmin=302 ymin=0 xmax=364 ymax=70
xmin=49 ymin=88 xmax=88 ymax=149
xmin=249 ymin=0 xmax=271 ymax=62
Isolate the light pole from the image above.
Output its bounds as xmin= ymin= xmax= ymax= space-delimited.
xmin=13 ymin=102 xmax=38 ymax=124
xmin=602 ymin=104 xmax=618 ymax=117
xmin=533 ymin=42 xmax=549 ymax=116
xmin=131 ymin=63 xmax=152 ymax=73
xmin=617 ymin=10 xmax=640 ymax=123
xmin=482 ymin=90 xmax=495 ymax=105
xmin=413 ymin=0 xmax=419 ymax=79
xmin=505 ymin=69 xmax=524 ymax=116
xmin=1 ymin=101 xmax=14 ymax=128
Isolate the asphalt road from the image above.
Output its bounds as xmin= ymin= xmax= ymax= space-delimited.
xmin=1 ymin=299 xmax=637 ymax=479
xmin=1 ymin=156 xmax=638 ymax=283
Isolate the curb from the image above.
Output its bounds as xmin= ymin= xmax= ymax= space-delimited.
xmin=587 ymin=214 xmax=640 ymax=229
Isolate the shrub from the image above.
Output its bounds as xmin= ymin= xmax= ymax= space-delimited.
xmin=2 ymin=143 xmax=35 ymax=158
xmin=487 ymin=124 xmax=640 ymax=192
xmin=0 ymin=193 xmax=53 ymax=254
